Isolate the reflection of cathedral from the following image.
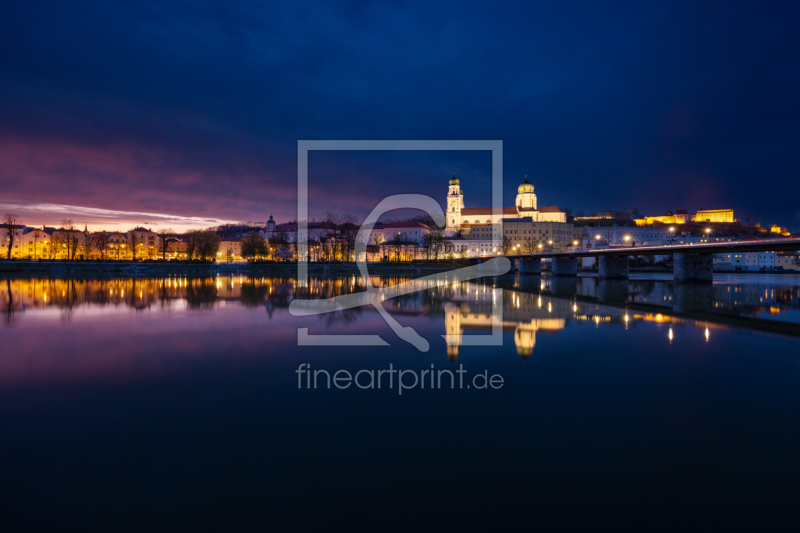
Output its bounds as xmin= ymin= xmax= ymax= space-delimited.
xmin=444 ymin=291 xmax=571 ymax=360
xmin=445 ymin=175 xmax=567 ymax=235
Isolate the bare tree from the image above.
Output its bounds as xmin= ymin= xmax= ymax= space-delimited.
xmin=60 ymin=219 xmax=81 ymax=260
xmin=522 ymin=238 xmax=535 ymax=254
xmin=421 ymin=232 xmax=434 ymax=260
xmin=95 ymin=232 xmax=110 ymax=260
xmin=502 ymin=236 xmax=512 ymax=255
xmin=339 ymin=213 xmax=359 ymax=262
xmin=322 ymin=212 xmax=340 ymax=261
xmin=157 ymin=228 xmax=174 ymax=261
xmin=31 ymin=230 xmax=43 ymax=260
xmin=127 ymin=232 xmax=140 ymax=261
xmin=372 ymin=233 xmax=385 ymax=262
xmin=420 ymin=230 xmax=445 ymax=261
xmin=2 ymin=213 xmax=21 ymax=259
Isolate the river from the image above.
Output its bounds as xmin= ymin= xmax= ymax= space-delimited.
xmin=1 ymin=273 xmax=799 ymax=530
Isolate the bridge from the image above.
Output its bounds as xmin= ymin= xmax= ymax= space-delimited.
xmin=501 ymin=237 xmax=800 ymax=282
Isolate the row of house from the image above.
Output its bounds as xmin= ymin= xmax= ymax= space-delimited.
xmin=3 ymin=225 xmax=247 ymax=261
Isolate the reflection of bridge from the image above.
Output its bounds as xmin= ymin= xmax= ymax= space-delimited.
xmin=504 ymin=237 xmax=800 ymax=282
xmin=490 ymin=273 xmax=800 ymax=345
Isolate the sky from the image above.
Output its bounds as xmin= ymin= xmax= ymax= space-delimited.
xmin=0 ymin=0 xmax=798 ymax=232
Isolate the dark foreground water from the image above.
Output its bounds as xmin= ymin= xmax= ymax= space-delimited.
xmin=2 ymin=273 xmax=800 ymax=531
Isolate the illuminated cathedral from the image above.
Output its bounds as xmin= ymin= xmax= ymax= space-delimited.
xmin=445 ymin=174 xmax=566 ymax=235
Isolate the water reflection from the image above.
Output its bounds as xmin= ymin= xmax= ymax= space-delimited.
xmin=497 ymin=273 xmax=800 ymax=324
xmin=4 ymin=274 xmax=799 ymax=364
xmin=0 ymin=275 xmax=415 ymax=317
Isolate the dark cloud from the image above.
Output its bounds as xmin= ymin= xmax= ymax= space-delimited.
xmin=0 ymin=0 xmax=798 ymax=228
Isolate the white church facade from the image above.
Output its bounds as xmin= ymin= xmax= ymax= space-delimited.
xmin=445 ymin=175 xmax=566 ymax=235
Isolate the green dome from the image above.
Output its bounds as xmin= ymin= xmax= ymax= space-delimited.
xmin=518 ymin=177 xmax=534 ymax=194
xmin=449 ymin=173 xmax=459 ymax=186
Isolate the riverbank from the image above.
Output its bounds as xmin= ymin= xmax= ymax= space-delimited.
xmin=0 ymin=260 xmax=465 ymax=277
xmin=0 ymin=261 xmax=219 ymax=275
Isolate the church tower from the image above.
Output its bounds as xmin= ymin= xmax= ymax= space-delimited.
xmin=446 ymin=173 xmax=464 ymax=235
xmin=516 ymin=176 xmax=537 ymax=212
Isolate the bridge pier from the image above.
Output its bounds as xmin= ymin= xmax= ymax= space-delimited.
xmin=518 ymin=257 xmax=542 ymax=274
xmin=551 ymin=277 xmax=578 ymax=295
xmin=673 ymin=284 xmax=714 ymax=313
xmin=552 ymin=257 xmax=578 ymax=277
xmin=515 ymin=273 xmax=540 ymax=290
xmin=598 ymin=255 xmax=629 ymax=279
xmin=674 ymin=253 xmax=713 ymax=284
xmin=597 ymin=280 xmax=629 ymax=304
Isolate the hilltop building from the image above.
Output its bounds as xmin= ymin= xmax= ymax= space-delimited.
xmin=632 ymin=208 xmax=736 ymax=226
xmin=693 ymin=209 xmax=734 ymax=223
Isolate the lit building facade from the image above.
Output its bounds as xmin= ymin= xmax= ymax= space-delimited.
xmin=692 ymin=209 xmax=734 ymax=223
xmin=217 ymin=238 xmax=243 ymax=261
xmin=446 ymin=175 xmax=566 ymax=235
xmin=127 ymin=227 xmax=159 ymax=259
xmin=503 ymin=218 xmax=575 ymax=253
xmin=20 ymin=228 xmax=51 ymax=259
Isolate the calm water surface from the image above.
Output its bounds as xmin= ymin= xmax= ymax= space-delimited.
xmin=2 ymin=273 xmax=800 ymax=531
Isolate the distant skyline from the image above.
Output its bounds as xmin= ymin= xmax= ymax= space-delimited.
xmin=1 ymin=1 xmax=798 ymax=230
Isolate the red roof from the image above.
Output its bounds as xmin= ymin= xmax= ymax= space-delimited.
xmin=461 ymin=207 xmax=517 ymax=216
xmin=272 ymin=222 xmax=327 ymax=231
xmin=461 ymin=206 xmax=563 ymax=215
xmin=382 ymin=221 xmax=431 ymax=230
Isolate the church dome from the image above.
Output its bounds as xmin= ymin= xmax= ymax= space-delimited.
xmin=518 ymin=177 xmax=534 ymax=194
xmin=449 ymin=173 xmax=459 ymax=186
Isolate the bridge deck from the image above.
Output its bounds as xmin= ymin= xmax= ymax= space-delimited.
xmin=506 ymin=237 xmax=800 ymax=259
